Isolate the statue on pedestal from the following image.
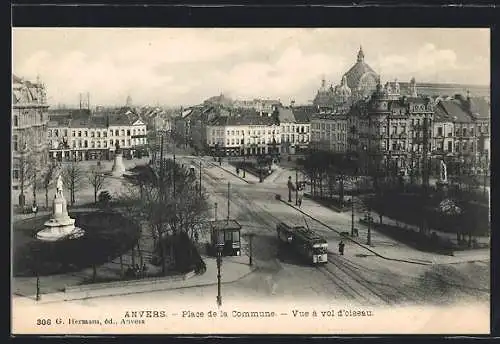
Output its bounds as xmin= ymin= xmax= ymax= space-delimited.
xmin=56 ymin=174 xmax=64 ymax=196
xmin=440 ymin=160 xmax=448 ymax=183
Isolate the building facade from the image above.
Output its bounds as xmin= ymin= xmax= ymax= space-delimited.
xmin=310 ymin=113 xmax=349 ymax=153
xmin=432 ymin=94 xmax=490 ymax=175
xmin=347 ymin=81 xmax=434 ymax=180
xmin=47 ymin=112 xmax=147 ymax=161
xmin=206 ymin=115 xmax=281 ymax=156
xmin=12 ymin=75 xmax=50 ymax=192
xmin=278 ymin=107 xmax=311 ymax=154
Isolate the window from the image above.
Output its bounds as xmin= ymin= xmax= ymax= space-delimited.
xmin=72 ymin=130 xmax=76 ymax=137
xmin=13 ymin=169 xmax=19 ymax=180
xmin=97 ymin=141 xmax=101 ymax=148
xmin=127 ymin=130 xmax=131 ymax=136
xmin=127 ymin=139 xmax=131 ymax=146
xmin=78 ymin=140 xmax=82 ymax=148
xmin=212 ymin=129 xmax=215 ymax=136
xmin=119 ymin=129 xmax=124 ymax=136
xmin=13 ymin=135 xmax=18 ymax=151
xmin=231 ymin=139 xmax=235 ymax=145
xmin=462 ymin=128 xmax=467 ymax=137
xmin=54 ymin=129 xmax=59 ymax=137
xmin=231 ymin=130 xmax=235 ymax=135
xmin=97 ymin=131 xmax=101 ymax=138
xmin=91 ymin=141 xmax=95 ymax=148
xmin=227 ymin=139 xmax=230 ymax=145
xmin=463 ymin=142 xmax=467 ymax=151
xmin=115 ymin=130 xmax=119 ymax=136
xmin=72 ymin=141 xmax=76 ymax=148
xmin=227 ymin=131 xmax=230 ymax=136
xmin=91 ymin=131 xmax=95 ymax=138
xmin=48 ymin=130 xmax=52 ymax=137
xmin=84 ymin=131 xmax=87 ymax=137
xmin=121 ymin=139 xmax=125 ymax=146
xmin=103 ymin=131 xmax=107 ymax=137
xmin=84 ymin=140 xmax=88 ymax=148
xmin=14 ymin=115 xmax=19 ymax=127
xmin=392 ymin=142 xmax=397 ymax=150
xmin=110 ymin=139 xmax=113 ymax=145
xmin=437 ymin=127 xmax=443 ymax=136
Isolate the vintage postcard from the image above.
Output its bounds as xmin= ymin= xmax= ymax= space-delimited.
xmin=11 ymin=28 xmax=490 ymax=335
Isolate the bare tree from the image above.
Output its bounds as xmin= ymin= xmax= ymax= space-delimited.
xmin=117 ymin=160 xmax=208 ymax=275
xmin=62 ymin=160 xmax=84 ymax=206
xmin=41 ymin=161 xmax=58 ymax=209
xmin=88 ymin=164 xmax=107 ymax=204
xmin=16 ymin=149 xmax=35 ymax=207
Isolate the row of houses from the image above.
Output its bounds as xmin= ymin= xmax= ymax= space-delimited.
xmin=46 ymin=108 xmax=149 ymax=161
xmin=175 ymin=104 xmax=315 ymax=156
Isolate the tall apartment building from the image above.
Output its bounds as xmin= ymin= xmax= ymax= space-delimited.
xmin=12 ymin=75 xmax=50 ymax=195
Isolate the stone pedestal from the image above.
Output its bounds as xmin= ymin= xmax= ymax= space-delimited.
xmin=36 ymin=191 xmax=84 ymax=241
xmin=436 ymin=180 xmax=449 ymax=193
xmin=111 ymin=152 xmax=126 ymax=177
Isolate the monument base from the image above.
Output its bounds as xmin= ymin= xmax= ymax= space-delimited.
xmin=36 ymin=225 xmax=85 ymax=241
xmin=111 ymin=153 xmax=126 ymax=177
xmin=436 ymin=180 xmax=449 ymax=192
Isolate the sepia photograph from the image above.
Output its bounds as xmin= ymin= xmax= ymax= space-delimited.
xmin=11 ymin=27 xmax=490 ymax=335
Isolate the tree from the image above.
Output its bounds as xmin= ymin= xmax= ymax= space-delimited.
xmin=41 ymin=161 xmax=58 ymax=209
xmin=16 ymin=149 xmax=35 ymax=208
xmin=62 ymin=160 xmax=84 ymax=206
xmin=88 ymin=164 xmax=107 ymax=204
xmin=117 ymin=159 xmax=208 ymax=275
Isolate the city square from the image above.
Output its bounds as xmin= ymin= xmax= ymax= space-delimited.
xmin=12 ymin=28 xmax=490 ymax=334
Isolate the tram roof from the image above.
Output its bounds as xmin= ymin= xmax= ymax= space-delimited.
xmin=210 ymin=219 xmax=242 ymax=231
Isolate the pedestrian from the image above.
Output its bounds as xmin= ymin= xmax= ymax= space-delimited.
xmin=298 ymin=195 xmax=303 ymax=207
xmin=142 ymin=263 xmax=148 ymax=277
xmin=338 ymin=240 xmax=345 ymax=256
xmin=32 ymin=201 xmax=38 ymax=218
xmin=135 ymin=264 xmax=140 ymax=277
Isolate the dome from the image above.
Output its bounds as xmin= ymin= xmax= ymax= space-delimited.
xmin=342 ymin=46 xmax=379 ymax=95
xmin=335 ymin=75 xmax=352 ymax=98
xmin=313 ymin=76 xmax=335 ymax=107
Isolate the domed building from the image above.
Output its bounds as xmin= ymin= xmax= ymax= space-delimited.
xmin=335 ymin=75 xmax=352 ymax=105
xmin=312 ymin=76 xmax=335 ymax=111
xmin=342 ymin=46 xmax=379 ymax=100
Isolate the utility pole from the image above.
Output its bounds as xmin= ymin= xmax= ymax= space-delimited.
xmin=351 ymin=193 xmax=355 ymax=237
xmin=288 ymin=176 xmax=292 ymax=202
xmin=159 ymin=134 xmax=164 ymax=202
xmin=216 ymin=241 xmax=222 ymax=307
xmin=246 ymin=233 xmax=255 ymax=266
xmin=214 ymin=202 xmax=218 ymax=221
xmin=199 ymin=159 xmax=202 ymax=199
xmin=227 ymin=182 xmax=230 ymax=224
xmin=295 ymin=168 xmax=299 ymax=206
xmin=242 ymin=151 xmax=246 ymax=178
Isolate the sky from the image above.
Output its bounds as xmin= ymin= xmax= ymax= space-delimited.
xmin=12 ymin=28 xmax=490 ymax=107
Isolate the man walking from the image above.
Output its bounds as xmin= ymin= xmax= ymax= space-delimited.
xmin=338 ymin=240 xmax=345 ymax=256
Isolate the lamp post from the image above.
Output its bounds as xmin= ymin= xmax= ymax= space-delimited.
xmin=216 ymin=231 xmax=223 ymax=307
xmin=288 ymin=176 xmax=292 ymax=202
xmin=295 ymin=168 xmax=299 ymax=206
xmin=199 ymin=159 xmax=202 ymax=200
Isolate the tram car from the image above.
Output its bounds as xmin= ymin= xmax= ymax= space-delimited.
xmin=276 ymin=222 xmax=328 ymax=265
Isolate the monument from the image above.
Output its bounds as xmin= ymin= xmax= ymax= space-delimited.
xmin=436 ymin=159 xmax=449 ymax=191
xmin=36 ymin=175 xmax=85 ymax=241
xmin=111 ymin=141 xmax=126 ymax=177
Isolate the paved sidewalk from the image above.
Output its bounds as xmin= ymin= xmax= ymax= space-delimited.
xmin=12 ymin=254 xmax=256 ymax=304
xmin=202 ymin=158 xmax=260 ymax=184
xmin=281 ymin=198 xmax=490 ymax=266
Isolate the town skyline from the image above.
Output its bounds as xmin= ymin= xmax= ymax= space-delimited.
xmin=13 ymin=28 xmax=490 ymax=107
